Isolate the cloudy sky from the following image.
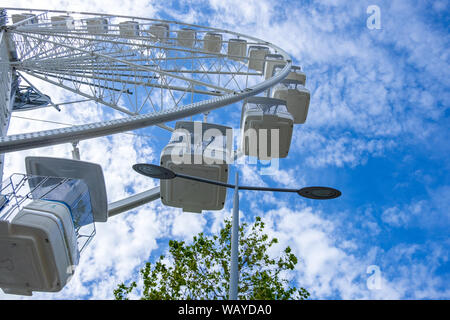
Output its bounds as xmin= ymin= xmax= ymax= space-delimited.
xmin=1 ymin=0 xmax=449 ymax=299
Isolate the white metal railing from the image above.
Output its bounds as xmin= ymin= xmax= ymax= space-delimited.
xmin=0 ymin=173 xmax=96 ymax=253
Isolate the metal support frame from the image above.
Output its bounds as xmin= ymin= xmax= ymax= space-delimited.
xmin=0 ymin=29 xmax=13 ymax=183
xmin=16 ymin=72 xmax=60 ymax=111
xmin=107 ymin=186 xmax=160 ymax=217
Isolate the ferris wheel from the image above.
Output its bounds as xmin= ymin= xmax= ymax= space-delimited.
xmin=0 ymin=8 xmax=294 ymax=157
xmin=0 ymin=8 xmax=313 ymax=296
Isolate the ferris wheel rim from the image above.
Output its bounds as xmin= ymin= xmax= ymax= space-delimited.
xmin=1 ymin=7 xmax=274 ymax=43
xmin=0 ymin=7 xmax=293 ymax=154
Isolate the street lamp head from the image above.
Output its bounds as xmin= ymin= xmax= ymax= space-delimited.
xmin=132 ymin=163 xmax=176 ymax=180
xmin=297 ymin=186 xmax=341 ymax=200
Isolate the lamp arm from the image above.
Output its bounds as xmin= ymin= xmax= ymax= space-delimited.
xmin=175 ymin=172 xmax=299 ymax=193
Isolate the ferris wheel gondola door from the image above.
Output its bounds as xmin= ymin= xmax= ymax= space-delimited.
xmin=284 ymin=65 xmax=306 ymax=85
xmin=263 ymin=53 xmax=286 ymax=80
xmin=11 ymin=13 xmax=38 ymax=25
xmin=177 ymin=28 xmax=196 ymax=48
xmin=85 ymin=17 xmax=109 ymax=34
xmin=50 ymin=15 xmax=75 ymax=31
xmin=119 ymin=21 xmax=140 ymax=37
xmin=272 ymin=66 xmax=310 ymax=124
xmin=227 ymin=38 xmax=247 ymax=61
xmin=248 ymin=46 xmax=269 ymax=72
xmin=160 ymin=121 xmax=231 ymax=213
xmin=203 ymin=32 xmax=223 ymax=53
xmin=148 ymin=23 xmax=170 ymax=43
xmin=240 ymin=97 xmax=294 ymax=160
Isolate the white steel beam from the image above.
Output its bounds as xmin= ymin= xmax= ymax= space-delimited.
xmin=13 ymin=31 xmax=234 ymax=93
xmin=108 ymin=186 xmax=160 ymax=217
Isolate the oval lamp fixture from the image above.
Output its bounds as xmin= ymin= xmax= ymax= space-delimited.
xmin=132 ymin=163 xmax=176 ymax=180
xmin=297 ymin=186 xmax=341 ymax=200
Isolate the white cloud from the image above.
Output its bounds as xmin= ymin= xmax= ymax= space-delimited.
xmin=261 ymin=206 xmax=375 ymax=299
xmin=293 ymin=129 xmax=395 ymax=168
xmin=259 ymin=206 xmax=449 ymax=299
xmin=171 ymin=211 xmax=207 ymax=240
xmin=381 ymin=206 xmax=409 ymax=227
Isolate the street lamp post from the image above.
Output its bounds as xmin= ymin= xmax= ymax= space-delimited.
xmin=229 ymin=170 xmax=239 ymax=300
xmin=132 ymin=163 xmax=341 ymax=300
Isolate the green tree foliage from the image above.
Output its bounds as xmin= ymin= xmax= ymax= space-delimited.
xmin=114 ymin=216 xmax=310 ymax=300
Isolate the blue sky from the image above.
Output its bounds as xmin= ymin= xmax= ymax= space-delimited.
xmin=1 ymin=0 xmax=449 ymax=299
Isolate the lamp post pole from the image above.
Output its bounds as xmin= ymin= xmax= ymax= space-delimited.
xmin=229 ymin=170 xmax=239 ymax=300
xmin=132 ymin=163 xmax=341 ymax=301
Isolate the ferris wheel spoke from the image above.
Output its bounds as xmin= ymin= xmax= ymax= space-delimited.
xmin=195 ymin=57 xmax=217 ymax=90
xmin=18 ymin=63 xmax=228 ymax=116
xmin=14 ymin=31 xmax=234 ymax=96
xmin=23 ymin=65 xmax=219 ymax=102
xmin=19 ymin=69 xmax=136 ymax=115
xmin=22 ymin=63 xmax=225 ymax=117
xmin=25 ymin=42 xmax=109 ymax=63
xmin=219 ymin=59 xmax=249 ymax=92
xmin=15 ymin=26 xmax=253 ymax=67
xmin=19 ymin=36 xmax=49 ymax=60
xmin=14 ymin=28 xmax=234 ymax=59
xmin=156 ymin=69 xmax=259 ymax=76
